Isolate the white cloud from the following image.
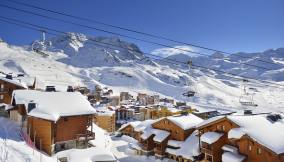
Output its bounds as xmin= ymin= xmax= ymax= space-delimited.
xmin=151 ymin=45 xmax=197 ymax=58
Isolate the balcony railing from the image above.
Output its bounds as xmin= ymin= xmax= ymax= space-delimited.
xmin=0 ymin=88 xmax=8 ymax=93
xmin=154 ymin=148 xmax=163 ymax=155
xmin=201 ymin=147 xmax=213 ymax=155
xmin=201 ymin=142 xmax=213 ymax=155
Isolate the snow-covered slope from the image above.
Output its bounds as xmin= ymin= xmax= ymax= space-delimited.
xmin=0 ymin=34 xmax=284 ymax=114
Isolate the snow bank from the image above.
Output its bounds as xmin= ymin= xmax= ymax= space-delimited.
xmin=88 ymin=123 xmax=112 ymax=149
xmin=0 ymin=117 xmax=56 ymax=162
xmin=55 ymin=147 xmax=116 ymax=162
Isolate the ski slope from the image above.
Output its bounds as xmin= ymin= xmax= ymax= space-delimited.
xmin=0 ymin=34 xmax=284 ymax=114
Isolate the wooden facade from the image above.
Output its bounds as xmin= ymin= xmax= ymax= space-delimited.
xmin=150 ymin=118 xmax=195 ymax=156
xmin=197 ymin=117 xmax=284 ymax=162
xmin=94 ymin=113 xmax=116 ymax=133
xmin=27 ymin=115 xmax=94 ymax=155
xmin=0 ymin=79 xmax=26 ymax=104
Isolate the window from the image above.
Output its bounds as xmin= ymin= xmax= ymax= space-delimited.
xmin=0 ymin=84 xmax=4 ymax=89
xmin=222 ymin=125 xmax=226 ymax=131
xmin=175 ymin=131 xmax=179 ymax=135
xmin=257 ymin=148 xmax=261 ymax=155
xmin=248 ymin=145 xmax=252 ymax=151
xmin=64 ymin=117 xmax=68 ymax=122
xmin=0 ymin=95 xmax=3 ymax=100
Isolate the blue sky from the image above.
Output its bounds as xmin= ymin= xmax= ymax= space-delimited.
xmin=0 ymin=0 xmax=283 ymax=55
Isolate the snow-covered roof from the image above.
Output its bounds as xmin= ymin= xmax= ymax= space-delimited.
xmin=167 ymin=114 xmax=204 ymax=130
xmin=222 ymin=151 xmax=246 ymax=162
xmin=118 ymin=121 xmax=142 ymax=131
xmin=196 ymin=116 xmax=225 ymax=128
xmin=152 ymin=129 xmax=170 ymax=142
xmin=176 ymin=131 xmax=201 ymax=160
xmin=228 ymin=127 xmax=246 ymax=139
xmin=133 ymin=119 xmax=155 ymax=132
xmin=227 ymin=115 xmax=284 ymax=154
xmin=13 ymin=90 xmax=96 ymax=122
xmin=200 ymin=132 xmax=224 ymax=144
xmin=0 ymin=77 xmax=28 ymax=88
xmin=95 ymin=106 xmax=115 ymax=116
xmin=222 ymin=145 xmax=239 ymax=153
xmin=167 ymin=140 xmax=184 ymax=148
xmin=141 ymin=127 xmax=170 ymax=142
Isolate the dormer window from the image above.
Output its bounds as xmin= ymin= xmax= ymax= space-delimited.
xmin=27 ymin=102 xmax=37 ymax=113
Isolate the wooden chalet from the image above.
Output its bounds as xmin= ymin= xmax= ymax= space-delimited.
xmin=196 ymin=114 xmax=284 ymax=162
xmin=9 ymin=90 xmax=96 ymax=155
xmin=118 ymin=121 xmax=142 ymax=139
xmin=0 ymin=74 xmax=33 ymax=104
xmin=139 ymin=114 xmax=203 ymax=158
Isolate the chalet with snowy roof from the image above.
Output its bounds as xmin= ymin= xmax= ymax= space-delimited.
xmin=118 ymin=121 xmax=142 ymax=139
xmin=196 ymin=114 xmax=284 ymax=162
xmin=139 ymin=114 xmax=203 ymax=158
xmin=9 ymin=90 xmax=96 ymax=155
xmin=0 ymin=74 xmax=36 ymax=104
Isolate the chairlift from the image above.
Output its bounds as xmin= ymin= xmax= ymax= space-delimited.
xmin=31 ymin=30 xmax=49 ymax=57
xmin=239 ymin=93 xmax=258 ymax=107
xmin=183 ymin=60 xmax=196 ymax=98
xmin=239 ymin=80 xmax=258 ymax=107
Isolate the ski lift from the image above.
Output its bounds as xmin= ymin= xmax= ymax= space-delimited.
xmin=31 ymin=30 xmax=49 ymax=57
xmin=239 ymin=80 xmax=258 ymax=107
xmin=183 ymin=60 xmax=196 ymax=97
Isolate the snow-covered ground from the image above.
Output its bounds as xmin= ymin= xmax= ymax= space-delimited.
xmin=0 ymin=117 xmax=56 ymax=162
xmin=111 ymin=137 xmax=175 ymax=162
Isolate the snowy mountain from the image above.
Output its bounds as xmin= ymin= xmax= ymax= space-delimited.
xmin=160 ymin=48 xmax=284 ymax=81
xmin=0 ymin=33 xmax=284 ymax=113
xmin=42 ymin=32 xmax=154 ymax=67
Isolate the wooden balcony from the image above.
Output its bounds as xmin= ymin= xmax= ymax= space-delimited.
xmin=201 ymin=142 xmax=213 ymax=155
xmin=154 ymin=148 xmax=164 ymax=156
xmin=0 ymin=88 xmax=8 ymax=93
xmin=201 ymin=147 xmax=213 ymax=155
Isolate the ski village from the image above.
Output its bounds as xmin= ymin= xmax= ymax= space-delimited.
xmin=0 ymin=0 xmax=284 ymax=162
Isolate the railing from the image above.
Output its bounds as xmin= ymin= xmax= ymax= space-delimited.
xmin=201 ymin=142 xmax=213 ymax=154
xmin=154 ymin=148 xmax=163 ymax=155
xmin=0 ymin=88 xmax=8 ymax=93
xmin=201 ymin=147 xmax=213 ymax=155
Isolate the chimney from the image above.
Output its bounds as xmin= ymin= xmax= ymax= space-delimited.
xmin=5 ymin=74 xmax=13 ymax=80
xmin=28 ymin=102 xmax=37 ymax=113
xmin=244 ymin=109 xmax=252 ymax=115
